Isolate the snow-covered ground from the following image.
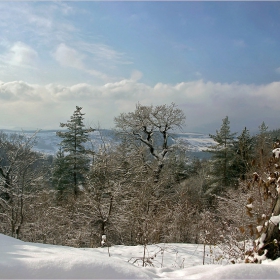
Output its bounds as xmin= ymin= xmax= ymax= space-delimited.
xmin=1 ymin=234 xmax=280 ymax=279
xmin=0 ymin=129 xmax=216 ymax=156
xmin=175 ymin=132 xmax=217 ymax=152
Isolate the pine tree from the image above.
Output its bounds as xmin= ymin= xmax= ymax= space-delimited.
xmin=56 ymin=106 xmax=94 ymax=197
xmin=207 ymin=116 xmax=237 ymax=194
xmin=232 ymin=127 xmax=254 ymax=180
xmin=254 ymin=122 xmax=271 ymax=169
xmin=52 ymin=147 xmax=72 ymax=198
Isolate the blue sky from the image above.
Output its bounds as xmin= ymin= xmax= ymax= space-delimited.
xmin=0 ymin=1 xmax=280 ymax=133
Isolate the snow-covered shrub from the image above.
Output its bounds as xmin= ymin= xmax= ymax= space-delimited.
xmin=244 ymin=168 xmax=280 ymax=261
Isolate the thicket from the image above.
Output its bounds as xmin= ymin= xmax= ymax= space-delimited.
xmin=0 ymin=104 xmax=279 ymax=262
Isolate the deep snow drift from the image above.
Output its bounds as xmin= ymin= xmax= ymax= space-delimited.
xmin=1 ymin=233 xmax=280 ymax=279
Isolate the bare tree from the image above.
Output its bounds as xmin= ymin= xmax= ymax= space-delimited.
xmin=114 ymin=103 xmax=185 ymax=181
xmin=0 ymin=131 xmax=47 ymax=239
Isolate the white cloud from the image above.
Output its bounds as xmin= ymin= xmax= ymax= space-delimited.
xmin=52 ymin=43 xmax=109 ymax=80
xmin=1 ymin=42 xmax=38 ymax=67
xmin=53 ymin=43 xmax=84 ymax=69
xmin=0 ymin=79 xmax=280 ymax=132
xmin=0 ymin=81 xmax=41 ymax=101
xmin=93 ymin=44 xmax=125 ymax=61
xmin=0 ymin=3 xmax=132 ymax=84
xmin=0 ymin=2 xmax=78 ymax=50
xmin=28 ymin=15 xmax=52 ymax=29
xmin=76 ymin=42 xmax=133 ymax=66
xmin=86 ymin=69 xmax=109 ymax=81
xmin=130 ymin=70 xmax=143 ymax=81
xmin=52 ymin=2 xmax=75 ymax=16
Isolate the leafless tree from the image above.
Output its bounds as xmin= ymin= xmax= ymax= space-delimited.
xmin=114 ymin=103 xmax=186 ymax=182
xmin=0 ymin=131 xmax=48 ymax=239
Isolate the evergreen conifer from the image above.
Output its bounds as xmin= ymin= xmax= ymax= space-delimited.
xmin=207 ymin=116 xmax=237 ymax=194
xmin=55 ymin=106 xmax=94 ymax=197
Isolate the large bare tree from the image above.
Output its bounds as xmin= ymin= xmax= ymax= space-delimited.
xmin=114 ymin=103 xmax=186 ymax=181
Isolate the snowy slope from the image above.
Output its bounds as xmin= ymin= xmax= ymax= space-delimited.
xmin=0 ymin=129 xmax=114 ymax=155
xmin=174 ymin=132 xmax=216 ymax=152
xmin=1 ymin=129 xmax=215 ymax=156
xmin=0 ymin=234 xmax=152 ymax=279
xmin=1 ymin=233 xmax=280 ymax=279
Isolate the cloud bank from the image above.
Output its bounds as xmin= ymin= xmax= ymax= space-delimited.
xmin=0 ymin=79 xmax=279 ymax=133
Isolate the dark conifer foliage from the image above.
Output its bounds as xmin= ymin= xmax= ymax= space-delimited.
xmin=52 ymin=147 xmax=72 ymax=198
xmin=55 ymin=106 xmax=94 ymax=197
xmin=253 ymin=122 xmax=272 ymax=169
xmin=231 ymin=127 xmax=254 ymax=180
xmin=206 ymin=116 xmax=237 ymax=194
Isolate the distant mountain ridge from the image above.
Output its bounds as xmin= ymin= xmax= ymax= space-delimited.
xmin=0 ymin=129 xmax=215 ymax=158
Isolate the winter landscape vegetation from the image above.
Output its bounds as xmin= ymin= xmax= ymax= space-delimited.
xmin=1 ymin=1 xmax=280 ymax=279
xmin=1 ymin=104 xmax=280 ymax=279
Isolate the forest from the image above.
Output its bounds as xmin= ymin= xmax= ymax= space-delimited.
xmin=0 ymin=103 xmax=279 ymax=263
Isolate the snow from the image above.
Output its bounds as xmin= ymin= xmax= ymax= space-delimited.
xmin=270 ymin=214 xmax=280 ymax=229
xmin=277 ymin=184 xmax=280 ymax=194
xmin=1 ymin=129 xmax=215 ymax=155
xmin=256 ymin=225 xmax=263 ymax=232
xmin=0 ymin=234 xmax=150 ymax=279
xmin=255 ymin=233 xmax=267 ymax=249
xmin=1 ymin=233 xmax=280 ymax=279
xmin=5 ymin=129 xmax=215 ymax=156
xmin=273 ymin=148 xmax=280 ymax=159
xmin=175 ymin=132 xmax=217 ymax=152
xmin=246 ymin=203 xmax=253 ymax=209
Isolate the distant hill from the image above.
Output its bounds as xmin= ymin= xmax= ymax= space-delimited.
xmin=0 ymin=129 xmax=215 ymax=159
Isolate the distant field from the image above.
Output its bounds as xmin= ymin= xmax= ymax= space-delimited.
xmin=0 ymin=129 xmax=214 ymax=158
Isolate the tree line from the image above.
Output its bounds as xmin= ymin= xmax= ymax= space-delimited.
xmin=0 ymin=104 xmax=279 ymax=262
